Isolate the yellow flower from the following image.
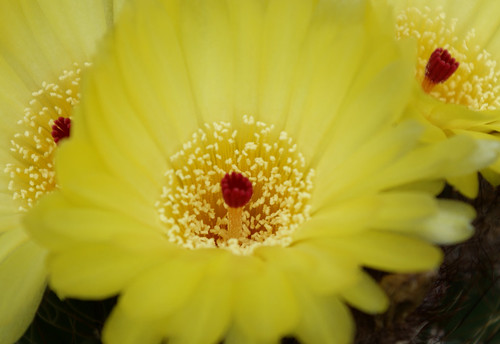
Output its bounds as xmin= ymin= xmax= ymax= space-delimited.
xmin=0 ymin=0 xmax=125 ymax=342
xmin=388 ymin=0 xmax=500 ymax=196
xmin=26 ymin=0 xmax=500 ymax=343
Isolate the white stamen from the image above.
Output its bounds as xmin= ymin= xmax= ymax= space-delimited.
xmin=156 ymin=117 xmax=314 ymax=255
xmin=5 ymin=62 xmax=86 ymax=211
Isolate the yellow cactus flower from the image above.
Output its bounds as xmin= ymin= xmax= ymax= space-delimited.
xmin=0 ymin=0 xmax=125 ymax=342
xmin=388 ymin=0 xmax=500 ymax=196
xmin=25 ymin=0 xmax=500 ymax=343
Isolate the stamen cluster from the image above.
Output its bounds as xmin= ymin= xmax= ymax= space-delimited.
xmin=4 ymin=63 xmax=86 ymax=211
xmin=396 ymin=6 xmax=500 ymax=110
xmin=156 ymin=116 xmax=314 ymax=255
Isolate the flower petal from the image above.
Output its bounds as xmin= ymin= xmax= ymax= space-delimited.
xmin=47 ymin=243 xmax=159 ymax=299
xmin=164 ymin=253 xmax=233 ymax=344
xmin=234 ymin=261 xmax=299 ymax=342
xmin=54 ymin=138 xmax=159 ymax=224
xmin=312 ymin=120 xmax=423 ymax=206
xmin=256 ymin=244 xmax=362 ymax=295
xmin=367 ymin=136 xmax=500 ymax=192
xmin=340 ymin=272 xmax=389 ymax=314
xmin=0 ymin=239 xmax=46 ymax=343
xmin=257 ymin=0 xmax=316 ymax=129
xmin=300 ymin=191 xmax=439 ymax=240
xmin=24 ymin=192 xmax=162 ymax=250
xmin=406 ymin=199 xmax=476 ymax=244
xmin=316 ymin=231 xmax=443 ymax=272
xmin=120 ymin=251 xmax=210 ymax=321
xmin=283 ymin=3 xmax=415 ymax=165
xmin=293 ymin=290 xmax=354 ymax=344
xmin=103 ymin=305 xmax=164 ymax=344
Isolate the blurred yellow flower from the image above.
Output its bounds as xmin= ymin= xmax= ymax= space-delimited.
xmin=26 ymin=0 xmax=500 ymax=343
xmin=389 ymin=0 xmax=500 ymax=196
xmin=0 ymin=0 xmax=124 ymax=342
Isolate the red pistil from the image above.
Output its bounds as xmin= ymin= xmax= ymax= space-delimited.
xmin=221 ymin=172 xmax=253 ymax=208
xmin=422 ymin=48 xmax=459 ymax=93
xmin=51 ymin=117 xmax=71 ymax=144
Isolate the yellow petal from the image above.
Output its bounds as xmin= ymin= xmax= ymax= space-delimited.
xmin=309 ymin=44 xmax=414 ymax=170
xmin=95 ymin=1 xmax=201 ymax=153
xmin=0 ymin=227 xmax=27 ymax=261
xmin=0 ymin=189 xmax=22 ymax=233
xmin=407 ymin=199 xmax=476 ymax=244
xmin=257 ymin=0 xmax=317 ymax=129
xmin=73 ymin=75 xmax=168 ymax=197
xmin=285 ymin=4 xmax=415 ymax=164
xmin=24 ymin=192 xmax=162 ymax=250
xmin=225 ymin=325 xmax=275 ymax=344
xmin=120 ymin=251 xmax=209 ymax=321
xmin=0 ymin=239 xmax=46 ymax=343
xmin=317 ymin=231 xmax=443 ymax=272
xmin=425 ymin=98 xmax=500 ymax=132
xmin=256 ymin=244 xmax=361 ymax=295
xmin=227 ymin=0 xmax=265 ymax=118
xmin=304 ymin=190 xmax=437 ymax=241
xmin=447 ymin=173 xmax=479 ymax=198
xmin=0 ymin=0 xmax=109 ymax=84
xmin=47 ymin=243 xmax=158 ymax=299
xmin=295 ymin=196 xmax=380 ymax=239
xmin=103 ymin=305 xmax=164 ymax=344
xmin=369 ymin=192 xmax=438 ymax=230
xmin=313 ymin=120 xmax=423 ymax=206
xmin=367 ymin=136 xmax=500 ymax=192
xmin=175 ymin=0 xmax=238 ymax=124
xmin=112 ymin=0 xmax=128 ymax=21
xmin=293 ymin=290 xmax=354 ymax=344
xmin=340 ymin=272 xmax=389 ymax=314
xmin=234 ymin=260 xmax=299 ymax=342
xmin=164 ymin=253 xmax=233 ymax=344
xmin=55 ymin=138 xmax=158 ymax=225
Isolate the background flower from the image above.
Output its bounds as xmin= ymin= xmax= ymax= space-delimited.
xmin=26 ymin=0 xmax=500 ymax=343
xmin=0 ymin=0 xmax=125 ymax=342
xmin=387 ymin=0 xmax=500 ymax=197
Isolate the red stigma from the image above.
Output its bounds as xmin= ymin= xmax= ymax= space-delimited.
xmin=51 ymin=117 xmax=71 ymax=144
xmin=221 ymin=172 xmax=253 ymax=208
xmin=423 ymin=48 xmax=459 ymax=92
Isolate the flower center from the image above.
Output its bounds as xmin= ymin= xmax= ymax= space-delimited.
xmin=156 ymin=115 xmax=315 ymax=255
xmin=422 ymin=48 xmax=459 ymax=93
xmin=4 ymin=62 xmax=88 ymax=211
xmin=395 ymin=6 xmax=500 ymax=110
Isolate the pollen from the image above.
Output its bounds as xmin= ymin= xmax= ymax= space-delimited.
xmin=155 ymin=115 xmax=315 ymax=255
xmin=396 ymin=6 xmax=500 ymax=110
xmin=4 ymin=62 xmax=88 ymax=211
